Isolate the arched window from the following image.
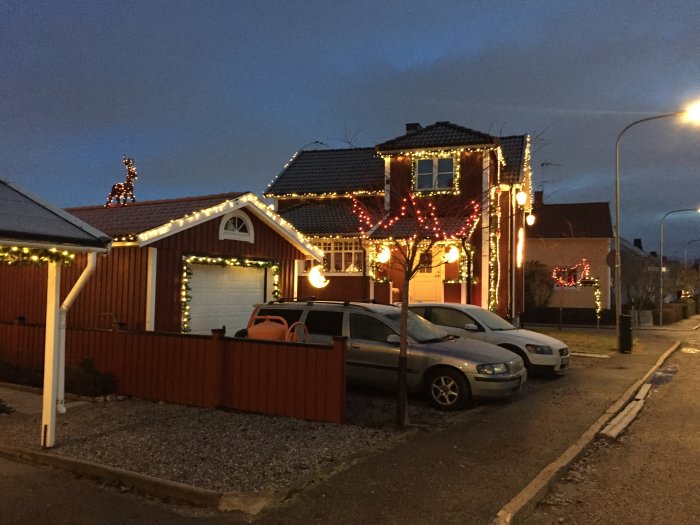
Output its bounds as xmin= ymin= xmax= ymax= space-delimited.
xmin=219 ymin=210 xmax=254 ymax=243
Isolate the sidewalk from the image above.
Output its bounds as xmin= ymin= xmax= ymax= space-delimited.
xmin=1 ymin=317 xmax=697 ymax=523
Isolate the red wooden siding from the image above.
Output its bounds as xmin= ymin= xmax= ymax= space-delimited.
xmin=296 ymin=275 xmax=368 ymax=302
xmin=0 ymin=322 xmax=345 ymax=424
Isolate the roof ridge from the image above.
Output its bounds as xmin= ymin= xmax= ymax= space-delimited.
xmin=67 ymin=191 xmax=248 ymax=211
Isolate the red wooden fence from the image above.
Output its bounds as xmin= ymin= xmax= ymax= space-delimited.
xmin=0 ymin=322 xmax=346 ymax=424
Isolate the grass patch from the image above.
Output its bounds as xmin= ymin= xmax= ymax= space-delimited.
xmin=537 ymin=329 xmax=617 ymax=355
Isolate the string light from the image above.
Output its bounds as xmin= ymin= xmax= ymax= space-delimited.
xmin=0 ymin=245 xmax=75 ymax=266
xmin=105 ymin=155 xmax=138 ymax=207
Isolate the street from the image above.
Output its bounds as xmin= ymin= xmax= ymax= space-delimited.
xmin=0 ymin=323 xmax=697 ymax=524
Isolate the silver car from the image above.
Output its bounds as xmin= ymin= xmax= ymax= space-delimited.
xmin=408 ymin=303 xmax=570 ymax=375
xmin=248 ymin=301 xmax=527 ymax=411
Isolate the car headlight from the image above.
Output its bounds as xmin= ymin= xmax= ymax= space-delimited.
xmin=525 ymin=344 xmax=553 ymax=355
xmin=476 ymin=363 xmax=509 ymax=375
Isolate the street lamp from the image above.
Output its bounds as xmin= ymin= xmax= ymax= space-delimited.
xmin=614 ymin=101 xmax=700 ymax=349
xmin=658 ymin=208 xmax=700 ymax=325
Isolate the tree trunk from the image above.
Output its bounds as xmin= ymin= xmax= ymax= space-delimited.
xmin=396 ymin=276 xmax=410 ymax=427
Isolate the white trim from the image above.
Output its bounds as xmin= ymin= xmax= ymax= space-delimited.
xmin=145 ymin=247 xmax=157 ymax=331
xmin=219 ymin=210 xmax=254 ymax=243
xmin=481 ymin=155 xmax=490 ymax=308
xmin=0 ymin=238 xmax=110 ymax=254
xmin=293 ymin=259 xmax=301 ymax=299
xmin=384 ymin=157 xmax=391 ymax=211
xmin=136 ymin=193 xmax=323 ymax=261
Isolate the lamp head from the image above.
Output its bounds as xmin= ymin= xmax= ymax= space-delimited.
xmin=515 ymin=190 xmax=528 ymax=207
xmin=681 ymin=101 xmax=700 ymax=124
xmin=526 ymin=214 xmax=536 ymax=226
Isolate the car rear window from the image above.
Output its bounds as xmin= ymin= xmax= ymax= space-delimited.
xmin=254 ymin=308 xmax=303 ymax=327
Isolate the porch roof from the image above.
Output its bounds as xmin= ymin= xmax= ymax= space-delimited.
xmin=0 ymin=179 xmax=111 ymax=251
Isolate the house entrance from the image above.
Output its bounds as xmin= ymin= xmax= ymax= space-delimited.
xmin=408 ymin=247 xmax=444 ymax=303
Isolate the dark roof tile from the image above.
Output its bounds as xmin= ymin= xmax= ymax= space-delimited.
xmin=265 ymin=148 xmax=384 ymax=197
xmin=528 ymin=202 xmax=613 ymax=238
xmin=376 ymin=121 xmax=497 ymax=151
xmin=500 ymin=135 xmax=527 ymax=184
xmin=278 ymin=200 xmax=371 ymax=236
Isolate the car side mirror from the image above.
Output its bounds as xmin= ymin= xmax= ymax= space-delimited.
xmin=464 ymin=323 xmax=479 ymax=331
xmin=386 ymin=334 xmax=400 ymax=344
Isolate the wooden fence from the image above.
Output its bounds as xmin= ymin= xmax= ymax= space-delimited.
xmin=0 ymin=322 xmax=346 ymax=424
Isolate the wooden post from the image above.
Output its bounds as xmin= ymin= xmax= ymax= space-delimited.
xmin=41 ymin=262 xmax=61 ymax=448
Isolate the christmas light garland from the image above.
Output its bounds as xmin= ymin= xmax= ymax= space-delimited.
xmin=180 ymin=255 xmax=280 ymax=333
xmin=0 ymin=245 xmax=75 ymax=266
xmin=552 ymin=259 xmax=602 ymax=320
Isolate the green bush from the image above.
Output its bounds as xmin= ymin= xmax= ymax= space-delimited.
xmin=0 ymin=359 xmax=43 ymax=388
xmin=65 ymin=357 xmax=118 ymax=397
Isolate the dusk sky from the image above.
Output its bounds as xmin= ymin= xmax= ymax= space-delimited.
xmin=2 ymin=1 xmax=699 ymax=258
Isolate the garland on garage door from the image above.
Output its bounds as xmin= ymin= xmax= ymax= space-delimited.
xmin=180 ymin=255 xmax=281 ymax=333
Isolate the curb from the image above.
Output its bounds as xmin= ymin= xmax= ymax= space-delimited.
xmin=492 ymin=340 xmax=682 ymax=525
xmin=0 ymin=446 xmax=280 ymax=514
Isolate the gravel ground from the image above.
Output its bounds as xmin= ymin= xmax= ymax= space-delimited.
xmin=0 ymin=389 xmax=454 ymax=494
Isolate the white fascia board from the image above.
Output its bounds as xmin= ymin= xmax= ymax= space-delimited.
xmin=136 ymin=193 xmax=324 ymax=261
xmin=0 ymin=238 xmax=111 ymax=254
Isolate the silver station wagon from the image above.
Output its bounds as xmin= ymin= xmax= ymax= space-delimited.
xmin=247 ymin=301 xmax=527 ymax=410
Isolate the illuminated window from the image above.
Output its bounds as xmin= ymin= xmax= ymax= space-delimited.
xmin=415 ymin=158 xmax=455 ymax=191
xmin=418 ymin=251 xmax=433 ymax=273
xmin=219 ymin=211 xmax=254 ymax=243
xmin=304 ymin=238 xmax=363 ymax=274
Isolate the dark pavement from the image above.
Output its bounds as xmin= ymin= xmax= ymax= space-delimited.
xmin=1 ymin=317 xmax=697 ymax=524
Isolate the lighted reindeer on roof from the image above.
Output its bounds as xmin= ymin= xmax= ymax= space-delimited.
xmin=105 ymin=155 xmax=138 ymax=207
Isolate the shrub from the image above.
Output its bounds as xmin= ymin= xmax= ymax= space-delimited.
xmin=0 ymin=359 xmax=43 ymax=388
xmin=65 ymin=358 xmax=118 ymax=397
xmin=0 ymin=399 xmax=14 ymax=415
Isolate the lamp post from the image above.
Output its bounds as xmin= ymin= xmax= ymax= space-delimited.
xmin=684 ymin=238 xmax=700 ymax=275
xmin=614 ymin=102 xmax=700 ymax=349
xmin=658 ymin=209 xmax=700 ymax=325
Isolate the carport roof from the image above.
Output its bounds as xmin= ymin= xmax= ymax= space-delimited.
xmin=0 ymin=179 xmax=111 ymax=251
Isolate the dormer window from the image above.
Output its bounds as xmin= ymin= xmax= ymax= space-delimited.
xmin=415 ymin=157 xmax=455 ymax=191
xmin=219 ymin=210 xmax=254 ymax=243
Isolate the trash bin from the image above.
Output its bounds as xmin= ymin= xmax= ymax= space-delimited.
xmin=619 ymin=314 xmax=632 ymax=353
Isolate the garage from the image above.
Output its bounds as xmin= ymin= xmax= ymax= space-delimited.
xmin=187 ymin=263 xmax=268 ymax=335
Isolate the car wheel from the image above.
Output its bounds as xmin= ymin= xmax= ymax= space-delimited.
xmin=425 ymin=367 xmax=471 ymax=411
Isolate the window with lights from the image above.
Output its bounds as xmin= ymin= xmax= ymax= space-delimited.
xmin=304 ymin=238 xmax=363 ymax=274
xmin=415 ymin=157 xmax=455 ymax=191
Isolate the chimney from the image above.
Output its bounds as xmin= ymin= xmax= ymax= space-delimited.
xmin=633 ymin=238 xmax=643 ymax=250
xmin=533 ymin=191 xmax=544 ymax=208
xmin=405 ymin=122 xmax=422 ymax=134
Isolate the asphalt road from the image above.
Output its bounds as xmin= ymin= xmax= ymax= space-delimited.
xmin=0 ymin=324 xmax=694 ymax=524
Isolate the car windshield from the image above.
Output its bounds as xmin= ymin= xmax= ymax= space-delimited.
xmin=385 ymin=311 xmax=450 ymax=343
xmin=467 ymin=308 xmax=516 ymax=331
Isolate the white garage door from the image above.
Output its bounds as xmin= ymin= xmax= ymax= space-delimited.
xmin=188 ymin=264 xmax=267 ymax=335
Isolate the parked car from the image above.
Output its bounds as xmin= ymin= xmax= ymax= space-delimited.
xmin=247 ymin=301 xmax=526 ymax=411
xmin=407 ymin=303 xmax=569 ymax=375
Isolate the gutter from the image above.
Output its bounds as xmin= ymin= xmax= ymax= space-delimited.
xmin=56 ymin=252 xmax=97 ymax=413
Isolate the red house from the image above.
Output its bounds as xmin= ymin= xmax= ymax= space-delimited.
xmin=266 ymin=122 xmax=533 ymax=320
xmin=0 ymin=192 xmax=322 ymax=335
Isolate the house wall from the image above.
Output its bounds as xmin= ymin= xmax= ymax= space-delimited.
xmin=296 ymin=275 xmax=368 ymax=302
xmin=0 ymin=248 xmax=149 ymax=329
xmin=526 ymin=237 xmax=612 ymax=308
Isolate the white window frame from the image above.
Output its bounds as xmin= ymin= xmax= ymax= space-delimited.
xmin=304 ymin=238 xmax=364 ymax=275
xmin=414 ymin=157 xmax=456 ymax=191
xmin=219 ymin=210 xmax=254 ymax=243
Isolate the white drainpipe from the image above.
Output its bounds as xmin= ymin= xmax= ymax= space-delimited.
xmin=57 ymin=252 xmax=97 ymax=413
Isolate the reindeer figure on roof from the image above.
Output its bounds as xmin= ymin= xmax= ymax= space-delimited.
xmin=105 ymin=155 xmax=138 ymax=207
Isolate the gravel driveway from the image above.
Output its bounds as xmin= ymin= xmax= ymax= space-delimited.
xmin=0 ymin=388 xmax=455 ymax=494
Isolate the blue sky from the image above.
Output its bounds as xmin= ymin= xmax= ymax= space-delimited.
xmin=2 ymin=0 xmax=699 ymax=257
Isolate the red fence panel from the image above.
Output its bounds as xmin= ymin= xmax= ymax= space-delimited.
xmin=0 ymin=322 xmax=345 ymax=423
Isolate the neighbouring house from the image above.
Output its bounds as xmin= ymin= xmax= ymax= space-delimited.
xmin=525 ymin=191 xmax=613 ymax=315
xmin=265 ymin=121 xmax=533 ymax=320
xmin=0 ymin=192 xmax=323 ymax=335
